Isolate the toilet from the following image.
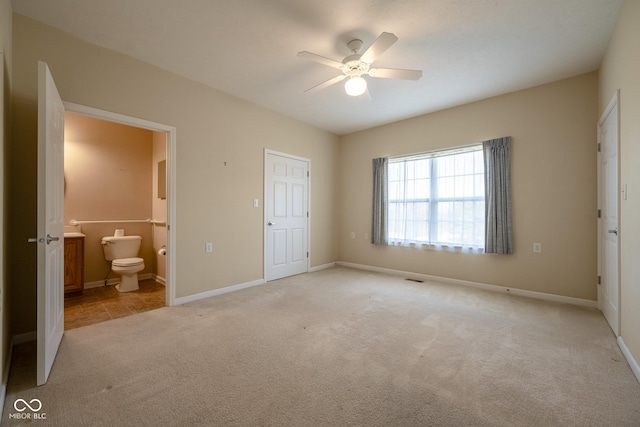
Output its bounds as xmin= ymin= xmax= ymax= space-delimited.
xmin=101 ymin=234 xmax=145 ymax=292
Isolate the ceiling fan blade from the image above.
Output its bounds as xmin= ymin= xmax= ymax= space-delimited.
xmin=297 ymin=51 xmax=344 ymax=69
xmin=360 ymin=32 xmax=398 ymax=64
xmin=369 ymin=68 xmax=423 ymax=80
xmin=304 ymin=74 xmax=346 ymax=94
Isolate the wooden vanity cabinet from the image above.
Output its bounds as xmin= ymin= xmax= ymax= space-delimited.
xmin=64 ymin=235 xmax=84 ymax=296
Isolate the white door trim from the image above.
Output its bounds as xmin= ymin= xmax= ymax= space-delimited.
xmin=63 ymin=102 xmax=177 ymax=306
xmin=263 ymin=149 xmax=311 ymax=281
xmin=597 ymin=90 xmax=620 ymax=335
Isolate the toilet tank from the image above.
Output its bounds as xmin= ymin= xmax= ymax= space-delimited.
xmin=101 ymin=235 xmax=142 ymax=261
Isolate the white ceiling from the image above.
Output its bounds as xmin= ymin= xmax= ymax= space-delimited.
xmin=12 ymin=0 xmax=622 ymax=135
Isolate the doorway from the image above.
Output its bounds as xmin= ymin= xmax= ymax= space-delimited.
xmin=62 ymin=102 xmax=177 ymax=318
xmin=598 ymin=91 xmax=620 ymax=335
xmin=264 ymin=150 xmax=310 ymax=281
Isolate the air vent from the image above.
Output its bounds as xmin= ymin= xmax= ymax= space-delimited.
xmin=405 ymin=278 xmax=424 ymax=283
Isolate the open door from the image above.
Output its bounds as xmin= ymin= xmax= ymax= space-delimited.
xmin=34 ymin=61 xmax=65 ymax=385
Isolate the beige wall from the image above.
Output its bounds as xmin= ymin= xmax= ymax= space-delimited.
xmin=10 ymin=14 xmax=340 ymax=334
xmin=1 ymin=0 xmax=11 ymax=394
xmin=339 ymin=72 xmax=598 ymax=301
xmin=64 ymin=112 xmax=155 ymax=283
xmin=599 ymin=0 xmax=640 ymax=374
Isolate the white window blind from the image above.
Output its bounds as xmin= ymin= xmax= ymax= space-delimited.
xmin=387 ymin=145 xmax=485 ymax=250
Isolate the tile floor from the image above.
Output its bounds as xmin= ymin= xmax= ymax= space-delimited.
xmin=64 ymin=279 xmax=166 ymax=330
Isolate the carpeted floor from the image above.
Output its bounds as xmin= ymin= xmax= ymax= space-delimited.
xmin=3 ymin=267 xmax=640 ymax=426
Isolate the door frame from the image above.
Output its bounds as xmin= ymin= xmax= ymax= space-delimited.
xmin=63 ymin=102 xmax=177 ymax=306
xmin=597 ymin=90 xmax=620 ymax=335
xmin=263 ymin=149 xmax=311 ymax=281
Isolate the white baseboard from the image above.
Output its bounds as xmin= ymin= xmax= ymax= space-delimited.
xmin=337 ymin=261 xmax=598 ymax=308
xmin=618 ymin=336 xmax=640 ymax=384
xmin=309 ymin=262 xmax=338 ymax=273
xmin=174 ymin=278 xmax=265 ymax=306
xmin=84 ymin=273 xmax=155 ymax=289
xmin=152 ymin=274 xmax=166 ymax=286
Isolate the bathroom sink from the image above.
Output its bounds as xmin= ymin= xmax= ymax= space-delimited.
xmin=64 ymin=232 xmax=86 ymax=238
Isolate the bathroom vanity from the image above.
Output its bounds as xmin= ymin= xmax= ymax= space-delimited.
xmin=64 ymin=232 xmax=85 ymax=296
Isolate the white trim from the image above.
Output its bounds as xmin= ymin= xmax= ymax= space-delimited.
xmin=152 ymin=274 xmax=166 ymax=286
xmin=309 ymin=262 xmax=338 ymax=273
xmin=263 ymin=149 xmax=311 ymax=281
xmin=337 ymin=262 xmax=597 ymax=308
xmin=63 ymin=102 xmax=178 ymax=307
xmin=618 ymin=336 xmax=640 ymax=384
xmin=174 ymin=279 xmax=265 ymax=306
xmin=83 ymin=273 xmax=155 ymax=289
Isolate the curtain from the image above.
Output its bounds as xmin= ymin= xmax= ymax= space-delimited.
xmin=483 ymin=137 xmax=513 ymax=254
xmin=371 ymin=157 xmax=388 ymax=245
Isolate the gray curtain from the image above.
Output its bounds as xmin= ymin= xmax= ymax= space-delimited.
xmin=371 ymin=157 xmax=388 ymax=245
xmin=483 ymin=137 xmax=513 ymax=254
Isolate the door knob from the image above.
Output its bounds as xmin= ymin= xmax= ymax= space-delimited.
xmin=46 ymin=234 xmax=60 ymax=244
xmin=28 ymin=234 xmax=60 ymax=244
xmin=267 ymin=221 xmax=276 ymax=226
xmin=608 ymin=228 xmax=618 ymax=236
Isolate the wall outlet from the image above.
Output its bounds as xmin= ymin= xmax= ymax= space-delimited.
xmin=351 ymin=232 xmax=356 ymax=239
xmin=533 ymin=243 xmax=542 ymax=253
xmin=205 ymin=242 xmax=213 ymax=253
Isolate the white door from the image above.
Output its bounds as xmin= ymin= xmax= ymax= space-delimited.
xmin=598 ymin=92 xmax=619 ymax=335
xmin=265 ymin=152 xmax=309 ymax=281
xmin=36 ymin=62 xmax=65 ymax=385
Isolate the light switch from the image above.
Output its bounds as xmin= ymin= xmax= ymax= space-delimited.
xmin=253 ymin=198 xmax=259 ymax=208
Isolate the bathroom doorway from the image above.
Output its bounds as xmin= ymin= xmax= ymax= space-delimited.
xmin=61 ymin=103 xmax=176 ymax=328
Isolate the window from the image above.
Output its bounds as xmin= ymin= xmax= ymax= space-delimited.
xmin=387 ymin=146 xmax=485 ymax=249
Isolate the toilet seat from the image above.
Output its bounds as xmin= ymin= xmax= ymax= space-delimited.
xmin=112 ymin=257 xmax=144 ymax=268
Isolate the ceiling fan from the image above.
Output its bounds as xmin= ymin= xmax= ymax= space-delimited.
xmin=297 ymin=32 xmax=422 ymax=97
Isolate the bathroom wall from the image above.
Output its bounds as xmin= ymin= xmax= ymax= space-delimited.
xmin=152 ymin=131 xmax=167 ymax=282
xmin=64 ymin=112 xmax=155 ymax=285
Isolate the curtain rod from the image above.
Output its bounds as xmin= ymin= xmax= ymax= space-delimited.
xmin=388 ymin=142 xmax=482 ymax=161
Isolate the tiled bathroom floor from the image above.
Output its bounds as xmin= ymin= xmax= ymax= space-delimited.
xmin=64 ymin=279 xmax=166 ymax=330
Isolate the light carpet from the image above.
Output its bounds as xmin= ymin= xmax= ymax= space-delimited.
xmin=3 ymin=267 xmax=640 ymax=426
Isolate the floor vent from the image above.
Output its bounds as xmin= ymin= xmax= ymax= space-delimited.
xmin=405 ymin=278 xmax=424 ymax=283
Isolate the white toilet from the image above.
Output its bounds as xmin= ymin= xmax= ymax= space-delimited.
xmin=101 ymin=234 xmax=145 ymax=292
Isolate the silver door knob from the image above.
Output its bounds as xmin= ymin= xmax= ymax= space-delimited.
xmin=46 ymin=234 xmax=60 ymax=244
xmin=608 ymin=228 xmax=618 ymax=236
xmin=267 ymin=221 xmax=276 ymax=226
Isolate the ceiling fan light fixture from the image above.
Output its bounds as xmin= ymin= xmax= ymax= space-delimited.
xmin=345 ymin=76 xmax=367 ymax=96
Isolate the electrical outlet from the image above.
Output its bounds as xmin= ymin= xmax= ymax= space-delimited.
xmin=533 ymin=243 xmax=542 ymax=253
xmin=351 ymin=232 xmax=356 ymax=239
xmin=205 ymin=242 xmax=213 ymax=253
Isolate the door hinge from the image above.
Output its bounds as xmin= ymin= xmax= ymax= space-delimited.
xmin=597 ymin=275 xmax=601 ymax=285
xmin=307 ymin=171 xmax=309 ymax=177
xmin=307 ymin=252 xmax=309 ymax=258
xmin=597 ymin=142 xmax=601 ymax=152
xmin=597 ymin=209 xmax=601 ymax=218
xmin=307 ymin=211 xmax=309 ymax=218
